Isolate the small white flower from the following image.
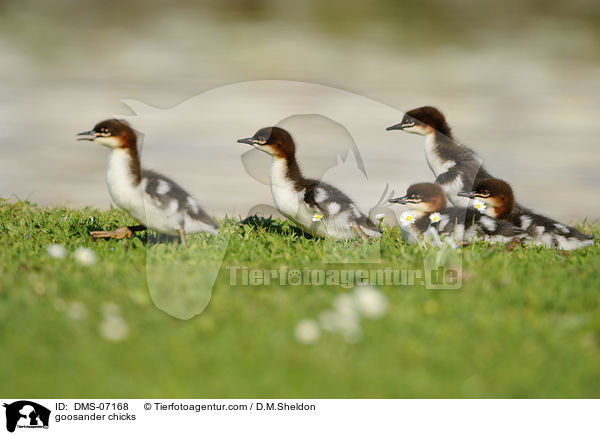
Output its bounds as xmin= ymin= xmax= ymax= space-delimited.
xmin=74 ymin=247 xmax=96 ymax=266
xmin=47 ymin=243 xmax=66 ymax=259
xmin=330 ymin=294 xmax=362 ymax=342
xmin=319 ymin=309 xmax=361 ymax=343
xmin=312 ymin=213 xmax=323 ymax=222
xmin=294 ymin=319 xmax=321 ymax=345
xmin=375 ymin=213 xmax=385 ymax=221
xmin=67 ymin=301 xmax=88 ymax=320
xmin=100 ymin=314 xmax=129 ymax=342
xmin=333 ymin=294 xmax=358 ymax=318
xmin=429 ymin=212 xmax=442 ymax=223
xmin=399 ymin=211 xmax=416 ymax=227
xmin=473 ymin=199 xmax=487 ymax=212
xmin=353 ymin=285 xmax=388 ymax=319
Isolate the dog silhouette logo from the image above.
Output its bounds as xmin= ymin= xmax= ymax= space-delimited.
xmin=3 ymin=401 xmax=50 ymax=432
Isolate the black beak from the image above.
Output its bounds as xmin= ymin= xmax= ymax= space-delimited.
xmin=457 ymin=191 xmax=476 ymax=198
xmin=237 ymin=137 xmax=255 ymax=145
xmin=389 ymin=195 xmax=408 ymax=204
xmin=386 ymin=122 xmax=405 ymax=131
xmin=387 ymin=120 xmax=417 ymax=131
xmin=77 ymin=130 xmax=97 ymax=141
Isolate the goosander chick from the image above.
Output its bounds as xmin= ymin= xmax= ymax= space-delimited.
xmin=389 ymin=182 xmax=524 ymax=245
xmin=237 ymin=127 xmax=381 ymax=240
xmin=458 ymin=179 xmax=594 ymax=250
xmin=387 ymin=106 xmax=496 ymax=208
xmin=77 ymin=119 xmax=218 ymax=247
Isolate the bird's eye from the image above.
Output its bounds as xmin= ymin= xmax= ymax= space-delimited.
xmin=254 ymin=136 xmax=268 ymax=144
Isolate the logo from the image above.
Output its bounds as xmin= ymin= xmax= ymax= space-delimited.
xmin=3 ymin=401 xmax=50 ymax=432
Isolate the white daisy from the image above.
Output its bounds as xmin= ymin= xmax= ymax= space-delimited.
xmin=67 ymin=301 xmax=88 ymax=320
xmin=429 ymin=212 xmax=442 ymax=223
xmin=312 ymin=213 xmax=323 ymax=222
xmin=99 ymin=314 xmax=129 ymax=342
xmin=46 ymin=243 xmax=66 ymax=259
xmin=375 ymin=213 xmax=385 ymax=221
xmin=333 ymin=294 xmax=359 ymax=318
xmin=399 ymin=211 xmax=416 ymax=227
xmin=473 ymin=199 xmax=487 ymax=212
xmin=320 ymin=294 xmax=362 ymax=342
xmin=353 ymin=285 xmax=388 ymax=319
xmin=74 ymin=247 xmax=96 ymax=266
xmin=294 ymin=319 xmax=321 ymax=345
xmin=319 ymin=310 xmax=361 ymax=343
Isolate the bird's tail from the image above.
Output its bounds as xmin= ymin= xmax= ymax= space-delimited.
xmin=551 ymin=225 xmax=594 ymax=250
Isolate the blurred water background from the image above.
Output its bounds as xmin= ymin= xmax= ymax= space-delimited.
xmin=1 ymin=0 xmax=599 ymax=222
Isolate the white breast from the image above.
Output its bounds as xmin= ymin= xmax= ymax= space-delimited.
xmin=270 ymin=158 xmax=301 ymax=218
xmin=106 ymin=149 xmax=146 ymax=224
xmin=105 ymin=149 xmax=216 ymax=236
xmin=423 ymin=135 xmax=467 ymax=206
xmin=269 ymin=159 xmax=316 ymax=232
xmin=424 ymin=134 xmax=456 ymax=176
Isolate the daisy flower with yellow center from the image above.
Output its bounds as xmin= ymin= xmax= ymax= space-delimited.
xmin=473 ymin=199 xmax=487 ymax=212
xmin=312 ymin=213 xmax=323 ymax=222
xmin=429 ymin=212 xmax=442 ymax=223
xmin=399 ymin=211 xmax=415 ymax=227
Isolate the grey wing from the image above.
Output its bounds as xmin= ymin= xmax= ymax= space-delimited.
xmin=303 ymin=181 xmax=354 ymax=217
xmin=304 ymin=181 xmax=380 ymax=234
xmin=141 ymin=170 xmax=218 ymax=229
xmin=440 ymin=208 xmax=526 ymax=246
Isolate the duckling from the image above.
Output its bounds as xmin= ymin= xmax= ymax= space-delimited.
xmin=77 ymin=119 xmax=218 ymax=247
xmin=389 ymin=182 xmax=524 ymax=245
xmin=458 ymin=178 xmax=594 ymax=250
xmin=387 ymin=106 xmax=497 ymax=208
xmin=237 ymin=127 xmax=381 ymax=240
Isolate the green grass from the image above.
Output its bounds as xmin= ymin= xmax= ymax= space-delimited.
xmin=1 ymin=199 xmax=599 ymax=398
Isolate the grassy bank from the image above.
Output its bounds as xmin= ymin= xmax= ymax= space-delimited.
xmin=0 ymin=199 xmax=599 ymax=398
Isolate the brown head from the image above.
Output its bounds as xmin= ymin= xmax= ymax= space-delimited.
xmin=76 ymin=119 xmax=137 ymax=149
xmin=389 ymin=182 xmax=447 ymax=213
xmin=237 ymin=126 xmax=296 ymax=159
xmin=386 ymin=106 xmax=452 ymax=138
xmin=457 ymin=178 xmax=515 ymax=219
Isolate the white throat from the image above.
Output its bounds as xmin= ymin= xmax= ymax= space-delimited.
xmin=95 ymin=136 xmax=123 ymax=148
xmin=424 ymin=133 xmax=455 ymax=176
xmin=269 ymin=157 xmax=300 ymax=218
xmin=106 ymin=148 xmax=142 ymax=211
